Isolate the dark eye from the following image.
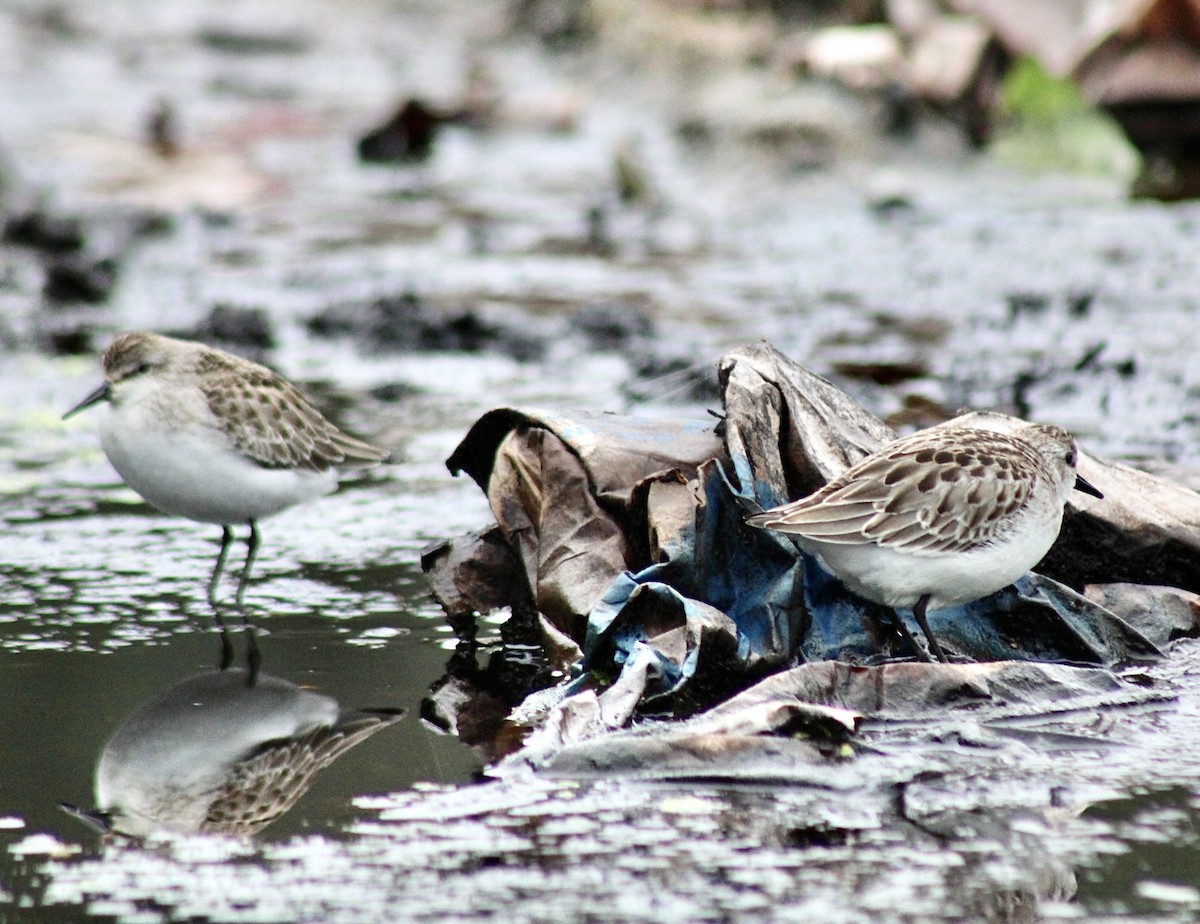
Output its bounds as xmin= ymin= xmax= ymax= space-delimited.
xmin=135 ymin=362 xmax=153 ymax=375
xmin=1065 ymin=449 xmax=1077 ymax=466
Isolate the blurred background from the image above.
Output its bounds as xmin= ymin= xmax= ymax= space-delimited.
xmin=3 ymin=0 xmax=1200 ymax=921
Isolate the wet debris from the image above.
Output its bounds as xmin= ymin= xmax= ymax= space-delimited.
xmin=1083 ymin=583 xmax=1200 ymax=646
xmin=423 ymin=528 xmax=565 ymax=760
xmin=423 ymin=528 xmax=532 ymax=626
xmin=427 ymin=343 xmax=1200 ymax=770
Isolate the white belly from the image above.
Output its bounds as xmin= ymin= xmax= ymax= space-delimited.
xmin=800 ymin=511 xmax=1063 ymax=612
xmin=99 ymin=408 xmax=338 ymax=525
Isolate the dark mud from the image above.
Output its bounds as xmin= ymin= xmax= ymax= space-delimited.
xmin=2 ymin=0 xmax=1200 ymax=921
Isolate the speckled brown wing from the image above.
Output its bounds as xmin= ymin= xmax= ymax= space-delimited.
xmin=198 ymin=357 xmax=387 ymax=472
xmin=747 ymin=429 xmax=1036 ymax=554
xmin=202 ymin=712 xmax=401 ymax=836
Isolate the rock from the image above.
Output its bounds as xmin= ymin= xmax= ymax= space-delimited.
xmin=37 ymin=322 xmax=95 ymax=356
xmin=43 ymin=256 xmax=118 ymax=304
xmin=357 ymin=99 xmax=452 ymax=164
xmin=567 ymin=302 xmax=654 ymax=351
xmin=905 ymin=14 xmax=1005 ymax=144
xmin=4 ymin=210 xmax=85 ymax=253
xmin=307 ymin=292 xmax=547 ymax=361
xmin=799 ymin=24 xmax=904 ymax=92
xmin=187 ymin=304 xmax=277 ymax=352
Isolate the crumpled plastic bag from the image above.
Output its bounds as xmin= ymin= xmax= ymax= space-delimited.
xmin=506 ymin=656 xmax=1174 ymax=780
xmin=424 ymin=343 xmax=1200 ymax=760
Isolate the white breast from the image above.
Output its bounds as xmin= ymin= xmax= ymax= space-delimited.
xmin=800 ymin=504 xmax=1065 ymax=612
xmin=98 ymin=403 xmax=338 ymax=525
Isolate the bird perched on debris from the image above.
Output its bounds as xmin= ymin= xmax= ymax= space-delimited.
xmin=64 ymin=331 xmax=388 ymax=614
xmin=746 ymin=416 xmax=1103 ymax=662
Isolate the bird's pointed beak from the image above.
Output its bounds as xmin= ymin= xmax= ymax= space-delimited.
xmin=1074 ymin=474 xmax=1103 ymax=499
xmin=59 ymin=802 xmax=113 ymax=835
xmin=62 ymin=382 xmax=111 ymax=420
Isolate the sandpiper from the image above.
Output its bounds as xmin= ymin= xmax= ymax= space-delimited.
xmin=64 ymin=331 xmax=388 ymax=615
xmin=746 ymin=416 xmax=1103 ymax=662
xmin=62 ymin=670 xmax=403 ymax=837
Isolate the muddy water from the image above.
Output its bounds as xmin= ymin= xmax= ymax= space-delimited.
xmin=4 ymin=0 xmax=1200 ymax=921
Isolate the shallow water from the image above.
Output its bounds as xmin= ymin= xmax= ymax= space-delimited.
xmin=5 ymin=0 xmax=1200 ymax=920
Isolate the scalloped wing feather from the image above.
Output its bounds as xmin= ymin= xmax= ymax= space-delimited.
xmin=200 ymin=365 xmax=387 ymax=472
xmin=748 ymin=430 xmax=1040 ymax=554
xmin=203 ymin=715 xmax=397 ymax=835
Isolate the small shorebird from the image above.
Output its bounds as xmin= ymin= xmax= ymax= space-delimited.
xmin=62 ymin=670 xmax=403 ymax=837
xmin=64 ymin=331 xmax=388 ymax=618
xmin=746 ymin=417 xmax=1103 ymax=662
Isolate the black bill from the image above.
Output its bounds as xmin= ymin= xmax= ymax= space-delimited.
xmin=62 ymin=382 xmax=111 ymax=420
xmin=1074 ymin=473 xmax=1103 ymax=498
xmin=58 ymin=802 xmax=113 ymax=835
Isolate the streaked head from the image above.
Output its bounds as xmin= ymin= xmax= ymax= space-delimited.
xmin=1015 ymin=422 xmax=1103 ymax=502
xmin=63 ymin=332 xmax=197 ymax=419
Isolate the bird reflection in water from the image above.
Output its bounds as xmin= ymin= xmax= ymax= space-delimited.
xmin=62 ymin=656 xmax=402 ymax=838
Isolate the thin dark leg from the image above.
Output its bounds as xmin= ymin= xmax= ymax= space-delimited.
xmin=887 ymin=609 xmax=930 ymax=662
xmin=912 ymin=593 xmax=949 ymax=663
xmin=217 ymin=623 xmax=235 ymax=671
xmin=234 ymin=520 xmax=263 ymax=684
xmin=235 ymin=519 xmax=261 ymax=611
xmin=208 ymin=525 xmax=235 ymax=607
xmin=245 ymin=625 xmax=262 ymax=687
xmin=209 ymin=526 xmax=237 ymax=671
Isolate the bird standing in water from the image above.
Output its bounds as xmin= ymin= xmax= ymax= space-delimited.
xmin=65 ymin=332 xmax=387 ymax=664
